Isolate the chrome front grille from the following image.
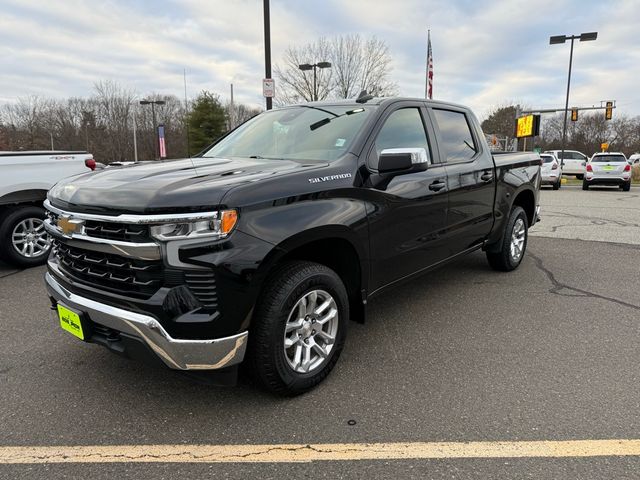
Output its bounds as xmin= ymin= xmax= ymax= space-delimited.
xmin=53 ymin=240 xmax=163 ymax=298
xmin=83 ymin=220 xmax=149 ymax=242
xmin=46 ymin=210 xmax=150 ymax=243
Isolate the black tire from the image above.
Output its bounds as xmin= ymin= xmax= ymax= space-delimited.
xmin=552 ymin=179 xmax=560 ymax=190
xmin=622 ymin=181 xmax=631 ymax=192
xmin=576 ymin=174 xmax=584 ymax=180
xmin=486 ymin=206 xmax=528 ymax=272
xmin=248 ymin=261 xmax=349 ymax=396
xmin=0 ymin=205 xmax=51 ymax=268
xmin=582 ymin=180 xmax=589 ymax=190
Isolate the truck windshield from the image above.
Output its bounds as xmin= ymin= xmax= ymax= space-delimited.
xmin=202 ymin=105 xmax=373 ymax=162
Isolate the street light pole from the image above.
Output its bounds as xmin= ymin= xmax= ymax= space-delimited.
xmin=298 ymin=62 xmax=332 ymax=101
xmin=263 ymin=0 xmax=272 ymax=110
xmin=550 ymin=32 xmax=597 ymax=167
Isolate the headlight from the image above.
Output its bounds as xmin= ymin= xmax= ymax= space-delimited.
xmin=149 ymin=209 xmax=238 ymax=241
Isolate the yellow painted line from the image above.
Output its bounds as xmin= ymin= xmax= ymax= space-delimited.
xmin=0 ymin=440 xmax=639 ymax=464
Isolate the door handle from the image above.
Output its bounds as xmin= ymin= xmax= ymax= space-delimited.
xmin=481 ymin=171 xmax=493 ymax=182
xmin=429 ymin=180 xmax=446 ymax=192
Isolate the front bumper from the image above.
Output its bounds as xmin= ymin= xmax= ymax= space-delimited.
xmin=45 ymin=272 xmax=248 ymax=370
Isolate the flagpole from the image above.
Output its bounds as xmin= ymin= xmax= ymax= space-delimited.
xmin=425 ymin=29 xmax=433 ymax=100
xmin=426 ymin=29 xmax=429 ymax=99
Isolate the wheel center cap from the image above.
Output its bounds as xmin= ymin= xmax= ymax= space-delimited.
xmin=300 ymin=321 xmax=313 ymax=338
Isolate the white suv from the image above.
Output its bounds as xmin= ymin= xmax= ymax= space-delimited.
xmin=544 ymin=150 xmax=588 ymax=179
xmin=583 ymin=152 xmax=631 ymax=191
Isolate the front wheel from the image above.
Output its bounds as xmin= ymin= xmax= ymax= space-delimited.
xmin=486 ymin=206 xmax=528 ymax=272
xmin=0 ymin=206 xmax=51 ymax=267
xmin=248 ymin=261 xmax=348 ymax=396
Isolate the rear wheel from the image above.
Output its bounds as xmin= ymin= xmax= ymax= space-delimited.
xmin=622 ymin=181 xmax=631 ymax=192
xmin=552 ymin=179 xmax=560 ymax=190
xmin=582 ymin=180 xmax=589 ymax=190
xmin=248 ymin=261 xmax=348 ymax=396
xmin=576 ymin=174 xmax=584 ymax=180
xmin=486 ymin=206 xmax=528 ymax=272
xmin=0 ymin=206 xmax=51 ymax=267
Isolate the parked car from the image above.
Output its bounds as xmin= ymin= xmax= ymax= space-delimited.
xmin=44 ymin=97 xmax=540 ymax=395
xmin=628 ymin=153 xmax=640 ymax=165
xmin=540 ymin=153 xmax=562 ymax=190
xmin=544 ymin=149 xmax=588 ymax=179
xmin=0 ymin=150 xmax=97 ymax=267
xmin=583 ymin=152 xmax=631 ymax=191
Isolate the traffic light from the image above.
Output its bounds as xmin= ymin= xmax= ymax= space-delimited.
xmin=605 ymin=101 xmax=613 ymax=120
xmin=571 ymin=108 xmax=578 ymax=121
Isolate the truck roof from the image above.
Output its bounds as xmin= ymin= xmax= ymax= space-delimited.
xmin=288 ymin=97 xmax=471 ymax=111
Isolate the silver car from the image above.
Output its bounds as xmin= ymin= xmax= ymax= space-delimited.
xmin=583 ymin=152 xmax=632 ymax=191
xmin=540 ymin=153 xmax=562 ymax=190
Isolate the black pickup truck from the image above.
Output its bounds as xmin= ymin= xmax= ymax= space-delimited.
xmin=43 ymin=97 xmax=540 ymax=395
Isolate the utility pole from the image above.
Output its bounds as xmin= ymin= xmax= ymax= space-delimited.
xmin=263 ymin=0 xmax=272 ymax=110
xmin=230 ymin=83 xmax=235 ymax=129
xmin=132 ymin=111 xmax=138 ymax=162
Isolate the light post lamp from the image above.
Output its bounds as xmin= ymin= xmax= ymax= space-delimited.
xmin=139 ymin=99 xmax=166 ymax=160
xmin=298 ymin=62 xmax=332 ymax=101
xmin=549 ymin=31 xmax=597 ymax=167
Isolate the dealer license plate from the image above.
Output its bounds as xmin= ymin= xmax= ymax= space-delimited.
xmin=603 ymin=165 xmax=615 ymax=171
xmin=57 ymin=304 xmax=85 ymax=340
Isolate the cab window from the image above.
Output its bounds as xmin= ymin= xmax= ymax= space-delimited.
xmin=374 ymin=108 xmax=430 ymax=158
xmin=432 ymin=109 xmax=478 ymax=163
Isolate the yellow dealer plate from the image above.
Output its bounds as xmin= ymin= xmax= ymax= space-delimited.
xmin=603 ymin=165 xmax=615 ymax=170
xmin=58 ymin=304 xmax=85 ymax=340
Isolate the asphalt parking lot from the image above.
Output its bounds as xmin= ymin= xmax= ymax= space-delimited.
xmin=0 ymin=185 xmax=638 ymax=479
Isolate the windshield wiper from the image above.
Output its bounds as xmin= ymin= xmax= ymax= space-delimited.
xmin=309 ymin=108 xmax=366 ymax=131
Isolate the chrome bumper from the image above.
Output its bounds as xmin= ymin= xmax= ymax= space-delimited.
xmin=45 ymin=272 xmax=248 ymax=371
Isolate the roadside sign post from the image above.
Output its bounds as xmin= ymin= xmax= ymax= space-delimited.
xmin=263 ymin=78 xmax=275 ymax=99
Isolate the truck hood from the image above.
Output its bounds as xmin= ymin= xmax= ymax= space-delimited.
xmin=49 ymin=156 xmax=324 ymax=214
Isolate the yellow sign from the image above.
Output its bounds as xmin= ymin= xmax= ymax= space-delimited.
xmin=516 ymin=115 xmax=534 ymax=138
xmin=601 ymin=142 xmax=609 ymax=152
xmin=58 ymin=304 xmax=85 ymax=340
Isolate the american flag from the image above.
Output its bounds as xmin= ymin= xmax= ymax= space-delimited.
xmin=426 ymin=30 xmax=433 ymax=99
xmin=158 ymin=124 xmax=167 ymax=159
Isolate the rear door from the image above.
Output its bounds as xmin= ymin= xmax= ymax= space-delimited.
xmin=365 ymin=102 xmax=449 ymax=290
xmin=430 ymin=107 xmax=495 ymax=255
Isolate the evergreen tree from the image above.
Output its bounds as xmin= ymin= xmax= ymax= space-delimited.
xmin=187 ymin=91 xmax=227 ymax=155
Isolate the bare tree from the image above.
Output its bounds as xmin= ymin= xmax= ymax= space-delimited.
xmin=274 ymin=34 xmax=397 ymax=105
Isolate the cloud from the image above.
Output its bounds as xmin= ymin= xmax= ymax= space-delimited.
xmin=0 ymin=0 xmax=638 ymax=119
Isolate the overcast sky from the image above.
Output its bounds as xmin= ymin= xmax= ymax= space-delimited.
xmin=1 ymin=0 xmax=639 ymax=119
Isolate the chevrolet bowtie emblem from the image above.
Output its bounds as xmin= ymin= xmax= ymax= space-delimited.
xmin=57 ymin=216 xmax=85 ymax=236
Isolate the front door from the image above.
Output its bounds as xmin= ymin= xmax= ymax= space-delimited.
xmin=366 ymin=105 xmax=449 ymax=291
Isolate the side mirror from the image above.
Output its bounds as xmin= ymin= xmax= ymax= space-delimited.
xmin=378 ymin=148 xmax=429 ymax=174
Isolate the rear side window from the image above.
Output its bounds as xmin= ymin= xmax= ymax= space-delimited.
xmin=432 ymin=109 xmax=477 ymax=162
xmin=375 ymin=108 xmax=429 ymax=157
xmin=592 ymin=155 xmax=626 ymax=163
xmin=540 ymin=155 xmax=555 ymax=163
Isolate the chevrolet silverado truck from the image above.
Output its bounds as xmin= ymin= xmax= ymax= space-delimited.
xmin=43 ymin=98 xmax=540 ymax=395
xmin=0 ymin=150 xmax=97 ymax=267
